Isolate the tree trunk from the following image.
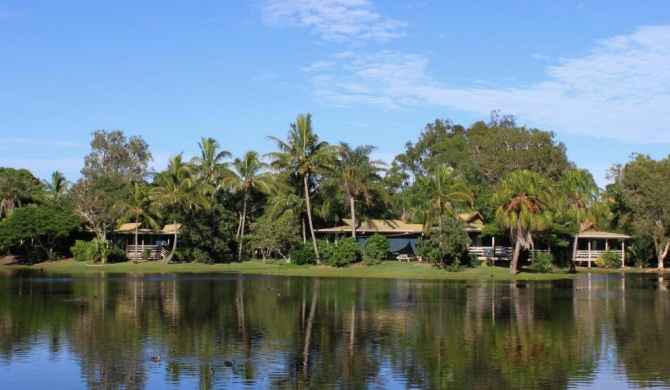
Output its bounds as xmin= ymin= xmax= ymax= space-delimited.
xmin=510 ymin=238 xmax=522 ymax=275
xmin=658 ymin=238 xmax=669 ymax=270
xmin=303 ymin=175 xmax=320 ymax=263
xmin=134 ymin=216 xmax=139 ymax=264
xmin=238 ymin=191 xmax=248 ymax=262
xmin=349 ymin=194 xmax=356 ymax=239
xmin=164 ymin=218 xmax=177 ymax=264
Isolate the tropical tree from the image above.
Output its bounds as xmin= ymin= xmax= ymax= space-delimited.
xmin=417 ymin=166 xmax=473 ymax=231
xmin=491 ymin=170 xmax=553 ymax=274
xmin=326 ymin=143 xmax=386 ymax=239
xmin=115 ymin=182 xmax=160 ymax=263
xmin=151 ymin=154 xmax=211 ymax=263
xmin=43 ymin=171 xmax=70 ymax=204
xmin=265 ymin=114 xmax=339 ymax=262
xmin=190 ymin=137 xmax=232 ymax=192
xmin=81 ymin=130 xmax=152 ymax=186
xmin=227 ymin=150 xmax=271 ymax=262
xmin=0 ymin=168 xmax=41 ymax=218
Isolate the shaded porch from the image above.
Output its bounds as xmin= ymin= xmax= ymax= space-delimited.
xmin=572 ymin=230 xmax=630 ymax=268
xmin=112 ymin=223 xmax=181 ymax=260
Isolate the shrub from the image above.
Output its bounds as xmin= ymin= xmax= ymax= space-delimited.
xmin=48 ymin=251 xmax=65 ymax=262
xmin=417 ymin=217 xmax=471 ymax=270
xmin=594 ymin=249 xmax=621 ymax=269
xmin=141 ymin=249 xmax=151 ymax=260
xmin=191 ymin=248 xmax=214 ymax=264
xmin=290 ymin=244 xmax=316 ymax=265
xmin=532 ymin=252 xmax=554 ymax=273
xmin=330 ymin=238 xmax=360 ymax=267
xmin=317 ymin=239 xmax=337 ymax=265
xmin=70 ymin=240 xmax=93 ymax=262
xmin=107 ymin=244 xmax=128 ymax=263
xmin=363 ymin=234 xmax=391 ymax=265
xmin=26 ymin=246 xmax=47 ymax=264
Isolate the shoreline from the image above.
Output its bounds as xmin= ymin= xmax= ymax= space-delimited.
xmin=1 ymin=257 xmax=664 ymax=280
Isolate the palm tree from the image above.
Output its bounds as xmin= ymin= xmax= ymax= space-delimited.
xmin=190 ymin=137 xmax=232 ymax=192
xmin=116 ymin=182 xmax=160 ymax=263
xmin=265 ymin=114 xmax=339 ymax=262
xmin=265 ymin=172 xmax=309 ymax=242
xmin=0 ymin=173 xmax=29 ymax=218
xmin=227 ymin=150 xmax=271 ymax=262
xmin=43 ymin=171 xmax=69 ymax=203
xmin=328 ymin=143 xmax=386 ymax=239
xmin=417 ymin=166 xmax=473 ymax=232
xmin=151 ymin=154 xmax=211 ymax=263
xmin=492 ymin=170 xmax=553 ymax=274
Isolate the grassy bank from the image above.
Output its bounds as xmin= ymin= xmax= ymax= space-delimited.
xmin=0 ymin=258 xmax=594 ymax=280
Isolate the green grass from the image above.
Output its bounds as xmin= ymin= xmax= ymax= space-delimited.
xmin=3 ymin=258 xmax=584 ymax=280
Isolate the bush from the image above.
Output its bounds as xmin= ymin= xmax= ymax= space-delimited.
xmin=107 ymin=244 xmax=128 ymax=263
xmin=329 ymin=238 xmax=360 ymax=267
xmin=141 ymin=249 xmax=151 ymax=260
xmin=71 ymin=240 xmax=93 ymax=262
xmin=48 ymin=251 xmax=65 ymax=262
xmin=26 ymin=246 xmax=47 ymax=264
xmin=531 ymin=252 xmax=554 ymax=273
xmin=417 ymin=217 xmax=471 ymax=270
xmin=191 ymin=248 xmax=214 ymax=264
xmin=317 ymin=239 xmax=337 ymax=265
xmin=290 ymin=244 xmax=316 ymax=265
xmin=363 ymin=234 xmax=391 ymax=265
xmin=595 ymin=249 xmax=621 ymax=269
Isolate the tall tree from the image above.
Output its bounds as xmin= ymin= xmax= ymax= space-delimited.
xmin=115 ymin=182 xmax=160 ymax=263
xmin=328 ymin=143 xmax=386 ymax=239
xmin=266 ymin=114 xmax=339 ymax=262
xmin=611 ymin=154 xmax=670 ymax=270
xmin=417 ymin=166 xmax=473 ymax=231
xmin=151 ymin=154 xmax=211 ymax=263
xmin=492 ymin=170 xmax=553 ymax=274
xmin=227 ymin=150 xmax=271 ymax=262
xmin=43 ymin=171 xmax=69 ymax=204
xmin=265 ymin=172 xmax=309 ymax=243
xmin=0 ymin=168 xmax=42 ymax=219
xmin=81 ymin=130 xmax=152 ymax=185
xmin=190 ymin=137 xmax=232 ymax=192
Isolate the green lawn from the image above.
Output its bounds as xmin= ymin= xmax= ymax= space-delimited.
xmin=1 ymin=258 xmax=591 ymax=280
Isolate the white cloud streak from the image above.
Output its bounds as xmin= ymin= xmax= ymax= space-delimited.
xmin=301 ymin=25 xmax=670 ymax=143
xmin=259 ymin=0 xmax=406 ymax=43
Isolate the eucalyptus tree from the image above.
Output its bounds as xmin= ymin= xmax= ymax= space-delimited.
xmin=81 ymin=130 xmax=152 ymax=186
xmin=611 ymin=154 xmax=670 ymax=270
xmin=151 ymin=154 xmax=212 ymax=263
xmin=227 ymin=150 xmax=271 ymax=262
xmin=115 ymin=182 xmax=160 ymax=262
xmin=265 ymin=114 xmax=340 ymax=262
xmin=43 ymin=171 xmax=69 ymax=204
xmin=491 ymin=170 xmax=553 ymax=274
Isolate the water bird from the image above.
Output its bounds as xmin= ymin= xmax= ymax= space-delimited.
xmin=224 ymin=360 xmax=235 ymax=367
xmin=151 ymin=355 xmax=161 ymax=363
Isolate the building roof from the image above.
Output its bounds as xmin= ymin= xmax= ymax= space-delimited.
xmin=113 ymin=222 xmax=181 ymax=234
xmin=161 ymin=223 xmax=182 ymax=234
xmin=575 ymin=230 xmax=631 ymax=239
xmin=316 ymin=219 xmax=424 ymax=234
xmin=116 ymin=222 xmax=141 ymax=233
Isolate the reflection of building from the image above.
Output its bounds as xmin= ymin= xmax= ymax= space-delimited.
xmin=112 ymin=223 xmax=181 ymax=260
xmin=572 ymin=230 xmax=630 ymax=268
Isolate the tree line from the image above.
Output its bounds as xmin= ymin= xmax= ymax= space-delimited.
xmin=0 ymin=112 xmax=667 ymax=274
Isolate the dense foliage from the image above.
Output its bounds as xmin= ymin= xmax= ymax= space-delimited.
xmin=363 ymin=234 xmax=391 ymax=265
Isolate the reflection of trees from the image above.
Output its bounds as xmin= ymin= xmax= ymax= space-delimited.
xmin=3 ymin=272 xmax=670 ymax=388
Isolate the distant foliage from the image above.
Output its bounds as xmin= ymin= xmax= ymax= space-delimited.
xmin=595 ymin=249 xmax=621 ymax=269
xmin=191 ymin=248 xmax=214 ymax=264
xmin=290 ymin=244 xmax=316 ymax=265
xmin=363 ymin=234 xmax=390 ymax=265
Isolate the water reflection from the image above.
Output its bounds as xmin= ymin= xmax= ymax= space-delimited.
xmin=0 ymin=271 xmax=669 ymax=389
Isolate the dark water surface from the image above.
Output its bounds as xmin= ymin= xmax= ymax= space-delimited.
xmin=1 ymin=269 xmax=669 ymax=389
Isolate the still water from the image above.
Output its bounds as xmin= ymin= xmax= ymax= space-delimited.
xmin=0 ymin=270 xmax=669 ymax=389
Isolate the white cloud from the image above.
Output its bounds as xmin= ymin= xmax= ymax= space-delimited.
xmin=302 ymin=25 xmax=670 ymax=143
xmin=258 ymin=0 xmax=406 ymax=43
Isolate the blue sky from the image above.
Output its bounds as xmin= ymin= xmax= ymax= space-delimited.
xmin=1 ymin=0 xmax=669 ymax=188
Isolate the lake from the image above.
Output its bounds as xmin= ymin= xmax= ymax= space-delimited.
xmin=0 ymin=269 xmax=669 ymax=389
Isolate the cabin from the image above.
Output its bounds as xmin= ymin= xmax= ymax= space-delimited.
xmin=112 ymin=223 xmax=181 ymax=260
xmin=315 ymin=219 xmax=424 ymax=259
xmin=572 ymin=230 xmax=630 ymax=268
xmin=460 ymin=212 xmax=513 ymax=262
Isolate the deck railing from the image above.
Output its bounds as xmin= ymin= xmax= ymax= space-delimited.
xmin=125 ymin=245 xmax=161 ymax=260
xmin=469 ymin=246 xmax=512 ymax=261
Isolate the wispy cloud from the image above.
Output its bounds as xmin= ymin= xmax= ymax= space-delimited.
xmin=0 ymin=138 xmax=88 ymax=148
xmin=301 ymin=25 xmax=670 ymax=143
xmin=258 ymin=0 xmax=406 ymax=43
